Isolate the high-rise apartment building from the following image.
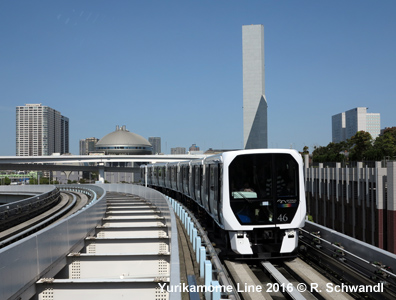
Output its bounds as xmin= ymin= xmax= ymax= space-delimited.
xmin=148 ymin=137 xmax=161 ymax=154
xmin=16 ymin=104 xmax=69 ymax=156
xmin=332 ymin=107 xmax=381 ymax=142
xmin=61 ymin=115 xmax=69 ymax=154
xmin=79 ymin=137 xmax=99 ymax=155
xmin=242 ymin=24 xmax=268 ymax=149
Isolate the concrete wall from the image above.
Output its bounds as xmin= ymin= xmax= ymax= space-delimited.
xmin=0 ymin=185 xmax=107 ymax=300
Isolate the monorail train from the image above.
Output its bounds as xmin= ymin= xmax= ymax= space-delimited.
xmin=141 ymin=149 xmax=306 ymax=259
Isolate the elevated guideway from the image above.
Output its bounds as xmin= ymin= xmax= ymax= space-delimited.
xmin=0 ymin=154 xmax=205 ymax=164
xmin=3 ymin=182 xmax=396 ymax=300
xmin=0 ymin=154 xmax=206 ymax=183
xmin=0 ymin=184 xmax=180 ymax=300
xmin=0 ymin=185 xmax=61 ymax=234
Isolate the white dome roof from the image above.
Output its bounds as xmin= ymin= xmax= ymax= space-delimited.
xmin=95 ymin=126 xmax=152 ymax=155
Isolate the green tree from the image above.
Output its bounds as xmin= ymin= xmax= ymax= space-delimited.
xmin=40 ymin=177 xmax=50 ymax=184
xmin=383 ymin=127 xmax=396 ymax=141
xmin=29 ymin=177 xmax=38 ymax=185
xmin=372 ymin=132 xmax=396 ymax=159
xmin=349 ymin=131 xmax=373 ymax=161
xmin=0 ymin=177 xmax=11 ymax=185
xmin=312 ymin=145 xmax=328 ymax=162
xmin=91 ymin=172 xmax=99 ymax=181
xmin=312 ymin=129 xmax=396 ymax=163
xmin=312 ymin=141 xmax=349 ymax=162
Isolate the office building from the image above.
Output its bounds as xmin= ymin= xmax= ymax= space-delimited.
xmin=332 ymin=107 xmax=381 ymax=142
xmin=79 ymin=137 xmax=99 ymax=155
xmin=171 ymin=147 xmax=186 ymax=155
xmin=242 ymin=24 xmax=268 ymax=149
xmin=148 ymin=137 xmax=161 ymax=154
xmin=16 ymin=104 xmax=69 ymax=156
xmin=332 ymin=112 xmax=346 ymax=143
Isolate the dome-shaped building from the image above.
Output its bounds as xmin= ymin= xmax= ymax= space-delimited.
xmin=95 ymin=125 xmax=153 ymax=155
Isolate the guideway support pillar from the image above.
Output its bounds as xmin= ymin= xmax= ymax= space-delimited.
xmin=97 ymin=162 xmax=105 ymax=183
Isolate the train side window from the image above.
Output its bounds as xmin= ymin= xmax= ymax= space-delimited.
xmin=209 ymin=163 xmax=219 ymax=222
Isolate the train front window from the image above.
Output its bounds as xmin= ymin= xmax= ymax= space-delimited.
xmin=229 ymin=153 xmax=299 ymax=225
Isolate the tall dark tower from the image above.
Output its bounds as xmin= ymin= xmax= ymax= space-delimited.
xmin=242 ymin=24 xmax=268 ymax=149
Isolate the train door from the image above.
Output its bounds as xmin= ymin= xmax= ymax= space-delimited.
xmin=157 ymin=167 xmax=162 ymax=186
xmin=202 ymin=164 xmax=209 ymax=211
xmin=170 ymin=166 xmax=177 ymax=191
xmin=177 ymin=164 xmax=183 ymax=193
xmin=165 ymin=164 xmax=170 ymax=188
xmin=208 ymin=163 xmax=222 ymax=224
xmin=153 ymin=166 xmax=156 ymax=185
xmin=194 ymin=165 xmax=202 ymax=205
xmin=190 ymin=165 xmax=195 ymax=201
xmin=161 ymin=166 xmax=166 ymax=187
xmin=183 ymin=165 xmax=189 ymax=196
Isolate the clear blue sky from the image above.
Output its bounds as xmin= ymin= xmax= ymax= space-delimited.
xmin=1 ymin=0 xmax=395 ymax=155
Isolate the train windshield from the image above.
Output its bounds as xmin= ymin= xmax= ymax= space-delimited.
xmin=229 ymin=153 xmax=299 ymax=225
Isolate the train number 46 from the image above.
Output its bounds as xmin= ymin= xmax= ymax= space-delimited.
xmin=277 ymin=214 xmax=288 ymax=222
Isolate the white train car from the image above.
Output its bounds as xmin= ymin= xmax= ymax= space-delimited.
xmin=142 ymin=149 xmax=306 ymax=259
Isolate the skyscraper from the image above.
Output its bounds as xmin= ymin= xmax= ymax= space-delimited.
xmin=332 ymin=107 xmax=381 ymax=142
xmin=16 ymin=103 xmax=69 ymax=156
xmin=242 ymin=24 xmax=268 ymax=149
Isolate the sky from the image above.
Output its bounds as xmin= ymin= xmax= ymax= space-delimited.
xmin=1 ymin=0 xmax=395 ymax=155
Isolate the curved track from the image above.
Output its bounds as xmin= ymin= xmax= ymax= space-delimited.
xmin=0 ymin=191 xmax=90 ymax=248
